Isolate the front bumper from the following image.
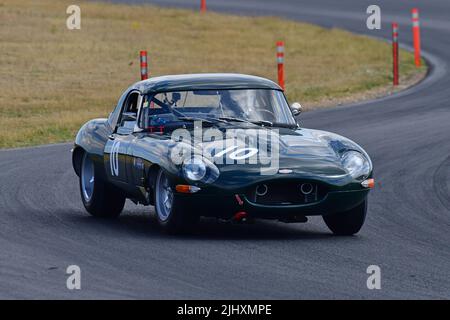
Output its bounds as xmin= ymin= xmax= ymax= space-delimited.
xmin=176 ymin=189 xmax=370 ymax=219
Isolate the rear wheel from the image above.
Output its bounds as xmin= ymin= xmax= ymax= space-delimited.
xmin=154 ymin=169 xmax=198 ymax=233
xmin=323 ymin=200 xmax=367 ymax=235
xmin=79 ymin=152 xmax=125 ymax=218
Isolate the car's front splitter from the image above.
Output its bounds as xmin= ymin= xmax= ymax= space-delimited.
xmin=175 ymin=189 xmax=370 ymax=220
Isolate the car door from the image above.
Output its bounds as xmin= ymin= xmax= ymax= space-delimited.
xmin=104 ymin=90 xmax=141 ymax=186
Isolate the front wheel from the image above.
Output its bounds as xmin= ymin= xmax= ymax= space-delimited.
xmin=323 ymin=200 xmax=367 ymax=235
xmin=79 ymin=152 xmax=125 ymax=218
xmin=154 ymin=169 xmax=198 ymax=233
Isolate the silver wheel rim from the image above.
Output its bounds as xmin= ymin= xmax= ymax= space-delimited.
xmin=81 ymin=153 xmax=95 ymax=202
xmin=156 ymin=171 xmax=173 ymax=221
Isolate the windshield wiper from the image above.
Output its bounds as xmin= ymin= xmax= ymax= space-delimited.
xmin=177 ymin=116 xmax=217 ymax=125
xmin=218 ymin=116 xmax=248 ymax=123
xmin=221 ymin=116 xmax=273 ymax=127
xmin=216 ymin=116 xmax=273 ymax=127
xmin=181 ymin=115 xmax=293 ymax=129
xmin=249 ymin=120 xmax=274 ymax=127
xmin=271 ymin=122 xmax=299 ymax=129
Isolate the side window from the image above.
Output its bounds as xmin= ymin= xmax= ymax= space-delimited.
xmin=108 ymin=90 xmax=130 ymax=128
xmin=117 ymin=91 xmax=140 ymax=134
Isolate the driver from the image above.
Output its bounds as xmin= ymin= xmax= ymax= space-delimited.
xmin=219 ymin=90 xmax=244 ymax=117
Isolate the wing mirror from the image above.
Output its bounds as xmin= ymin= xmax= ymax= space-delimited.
xmin=290 ymin=102 xmax=303 ymax=116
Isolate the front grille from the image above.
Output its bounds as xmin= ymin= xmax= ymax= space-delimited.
xmin=246 ymin=180 xmax=327 ymax=205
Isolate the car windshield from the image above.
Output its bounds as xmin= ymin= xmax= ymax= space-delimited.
xmin=139 ymin=89 xmax=297 ymax=129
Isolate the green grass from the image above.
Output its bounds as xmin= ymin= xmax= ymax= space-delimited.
xmin=0 ymin=0 xmax=426 ymax=148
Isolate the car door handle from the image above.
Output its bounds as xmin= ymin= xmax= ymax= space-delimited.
xmin=108 ymin=134 xmax=116 ymax=140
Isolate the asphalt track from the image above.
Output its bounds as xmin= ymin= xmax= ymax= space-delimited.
xmin=1 ymin=0 xmax=449 ymax=299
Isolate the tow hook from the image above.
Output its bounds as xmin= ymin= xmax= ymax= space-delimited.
xmin=234 ymin=194 xmax=244 ymax=206
xmin=233 ymin=211 xmax=248 ymax=222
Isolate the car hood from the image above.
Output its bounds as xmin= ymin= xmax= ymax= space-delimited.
xmin=161 ymin=125 xmax=371 ymax=185
xmin=135 ymin=124 xmax=371 ymax=187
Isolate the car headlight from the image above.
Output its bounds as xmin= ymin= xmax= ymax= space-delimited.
xmin=341 ymin=151 xmax=370 ymax=179
xmin=182 ymin=156 xmax=207 ymax=181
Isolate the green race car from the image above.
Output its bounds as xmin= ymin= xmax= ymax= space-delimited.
xmin=72 ymin=74 xmax=374 ymax=235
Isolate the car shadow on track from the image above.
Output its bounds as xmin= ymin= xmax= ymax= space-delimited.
xmin=64 ymin=209 xmax=338 ymax=241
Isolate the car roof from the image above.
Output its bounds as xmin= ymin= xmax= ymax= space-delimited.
xmin=133 ymin=73 xmax=282 ymax=93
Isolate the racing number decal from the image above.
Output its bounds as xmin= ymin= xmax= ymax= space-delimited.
xmin=110 ymin=140 xmax=121 ymax=177
xmin=214 ymin=146 xmax=259 ymax=160
xmin=229 ymin=147 xmax=259 ymax=160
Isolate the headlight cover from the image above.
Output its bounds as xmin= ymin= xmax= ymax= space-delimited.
xmin=341 ymin=150 xmax=370 ymax=179
xmin=182 ymin=155 xmax=219 ymax=183
xmin=183 ymin=156 xmax=206 ymax=181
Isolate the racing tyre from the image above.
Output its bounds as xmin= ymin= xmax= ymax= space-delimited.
xmin=79 ymin=152 xmax=125 ymax=218
xmin=154 ymin=169 xmax=198 ymax=233
xmin=323 ymin=200 xmax=367 ymax=236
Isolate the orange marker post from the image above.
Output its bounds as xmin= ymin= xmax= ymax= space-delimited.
xmin=411 ymin=8 xmax=421 ymax=67
xmin=276 ymin=41 xmax=285 ymax=90
xmin=140 ymin=50 xmax=148 ymax=80
xmin=392 ymin=23 xmax=399 ymax=86
xmin=200 ymin=0 xmax=207 ymax=13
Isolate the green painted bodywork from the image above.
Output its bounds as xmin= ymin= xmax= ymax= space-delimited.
xmin=73 ymin=74 xmax=373 ymax=219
